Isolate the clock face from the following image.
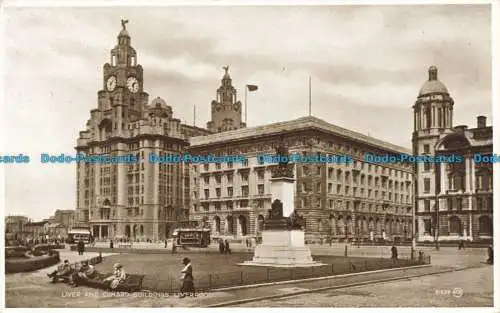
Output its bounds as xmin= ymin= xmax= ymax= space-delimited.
xmin=106 ymin=76 xmax=117 ymax=91
xmin=127 ymin=77 xmax=139 ymax=93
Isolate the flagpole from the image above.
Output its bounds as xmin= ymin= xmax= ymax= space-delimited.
xmin=308 ymin=76 xmax=312 ymax=116
xmin=245 ymin=85 xmax=248 ymax=125
xmin=193 ymin=104 xmax=196 ymax=126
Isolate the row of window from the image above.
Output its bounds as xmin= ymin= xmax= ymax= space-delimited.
xmin=423 ymin=196 xmax=492 ymax=211
xmin=200 ymin=158 xmax=411 ymax=178
xmin=203 ymin=184 xmax=266 ymax=199
xmin=202 ymin=171 xmax=266 ymax=185
xmin=423 ymin=174 xmax=493 ymax=193
xmin=198 ymin=199 xmax=262 ymax=211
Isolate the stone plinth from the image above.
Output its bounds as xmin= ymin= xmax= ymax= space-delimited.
xmin=262 ymin=230 xmax=305 ymax=246
xmin=270 ymin=177 xmax=295 ymax=217
xmin=242 ymin=230 xmax=322 ymax=267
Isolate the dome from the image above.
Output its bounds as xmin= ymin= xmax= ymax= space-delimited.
xmin=418 ymin=65 xmax=448 ymax=96
xmin=151 ymin=97 xmax=168 ymax=109
xmin=118 ymin=29 xmax=130 ymax=37
xmin=419 ymin=80 xmax=448 ymax=96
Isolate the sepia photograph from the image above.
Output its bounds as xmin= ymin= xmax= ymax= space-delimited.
xmin=2 ymin=1 xmax=497 ymax=309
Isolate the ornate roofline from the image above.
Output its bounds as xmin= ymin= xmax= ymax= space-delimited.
xmin=190 ymin=116 xmax=411 ymax=154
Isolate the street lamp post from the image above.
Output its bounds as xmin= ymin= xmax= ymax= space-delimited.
xmin=328 ymin=214 xmax=334 ymax=247
xmin=344 ymin=225 xmax=348 ymax=257
xmin=434 ymin=201 xmax=440 ymax=250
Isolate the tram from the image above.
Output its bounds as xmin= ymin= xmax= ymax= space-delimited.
xmin=172 ymin=221 xmax=211 ymax=248
xmin=67 ymin=228 xmax=92 ymax=244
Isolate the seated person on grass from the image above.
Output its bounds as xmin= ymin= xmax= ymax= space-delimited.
xmin=47 ymin=260 xmax=73 ymax=283
xmin=103 ymin=263 xmax=126 ymax=290
xmin=72 ymin=260 xmax=97 ymax=286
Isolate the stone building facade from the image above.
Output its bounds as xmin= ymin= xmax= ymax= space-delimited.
xmin=5 ymin=215 xmax=29 ymax=241
xmin=24 ymin=221 xmax=49 ymax=241
xmin=75 ymin=22 xmax=209 ymax=241
xmin=412 ymin=66 xmax=493 ymax=242
xmin=189 ymin=116 xmax=414 ymax=243
xmin=53 ymin=209 xmax=76 ymax=229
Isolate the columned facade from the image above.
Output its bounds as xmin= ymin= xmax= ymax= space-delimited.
xmin=413 ymin=66 xmax=493 ymax=242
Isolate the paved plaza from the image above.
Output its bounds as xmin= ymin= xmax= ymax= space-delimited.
xmin=5 ymin=245 xmax=493 ymax=307
xmin=237 ymin=265 xmax=493 ymax=307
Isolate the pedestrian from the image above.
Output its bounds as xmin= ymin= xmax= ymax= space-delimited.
xmin=391 ymin=244 xmax=398 ymax=263
xmin=172 ymin=241 xmax=177 ymax=254
xmin=109 ymin=239 xmax=114 ymax=249
xmin=218 ymin=239 xmax=225 ymax=254
xmin=179 ymin=257 xmax=195 ymax=298
xmin=164 ymin=239 xmax=168 ymax=249
xmin=487 ymin=245 xmax=493 ymax=264
xmin=418 ymin=250 xmax=424 ymax=263
xmin=77 ymin=240 xmax=85 ymax=255
xmin=224 ymin=239 xmax=231 ymax=254
xmin=458 ymin=240 xmax=465 ymax=250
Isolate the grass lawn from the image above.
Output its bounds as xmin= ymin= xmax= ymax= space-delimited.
xmin=94 ymin=252 xmax=422 ymax=292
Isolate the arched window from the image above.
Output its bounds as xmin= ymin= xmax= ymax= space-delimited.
xmin=425 ymin=107 xmax=431 ymax=129
xmin=438 ymin=108 xmax=443 ymax=128
xmin=213 ymin=216 xmax=221 ymax=234
xmin=226 ymin=216 xmax=233 ymax=234
xmin=257 ymin=215 xmax=265 ymax=232
xmin=478 ymin=216 xmax=492 ymax=236
xmin=238 ymin=215 xmax=247 ymax=236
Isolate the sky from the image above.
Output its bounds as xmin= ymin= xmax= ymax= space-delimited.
xmin=2 ymin=4 xmax=492 ymax=220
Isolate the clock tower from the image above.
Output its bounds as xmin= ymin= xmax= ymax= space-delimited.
xmin=99 ymin=19 xmax=148 ymax=125
xmin=207 ymin=66 xmax=246 ymax=133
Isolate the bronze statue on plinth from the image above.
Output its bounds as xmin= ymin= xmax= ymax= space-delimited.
xmin=264 ymin=199 xmax=305 ymax=231
xmin=287 ymin=210 xmax=306 ymax=231
xmin=271 ymin=136 xmax=294 ymax=179
xmin=264 ymin=199 xmax=288 ymax=230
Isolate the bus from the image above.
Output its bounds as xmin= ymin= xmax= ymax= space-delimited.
xmin=68 ymin=228 xmax=92 ymax=244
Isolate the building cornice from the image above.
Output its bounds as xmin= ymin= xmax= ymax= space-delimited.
xmin=190 ymin=116 xmax=411 ymax=154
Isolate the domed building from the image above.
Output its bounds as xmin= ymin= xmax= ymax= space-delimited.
xmin=412 ymin=66 xmax=493 ymax=243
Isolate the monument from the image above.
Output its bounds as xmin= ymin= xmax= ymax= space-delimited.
xmin=243 ymin=137 xmax=320 ymax=267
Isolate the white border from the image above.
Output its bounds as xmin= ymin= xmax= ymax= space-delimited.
xmin=0 ymin=0 xmax=496 ymax=7
xmin=491 ymin=0 xmax=499 ymax=311
xmin=1 ymin=0 xmax=6 ymax=310
xmin=1 ymin=0 xmax=498 ymax=312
